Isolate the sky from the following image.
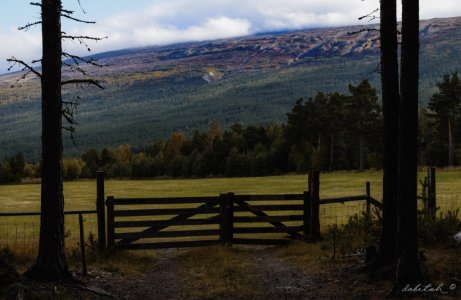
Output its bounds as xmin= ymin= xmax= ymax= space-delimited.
xmin=0 ymin=0 xmax=460 ymax=74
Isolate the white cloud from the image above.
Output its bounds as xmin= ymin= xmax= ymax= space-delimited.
xmin=420 ymin=0 xmax=460 ymax=20
xmin=0 ymin=28 xmax=41 ymax=74
xmin=1 ymin=0 xmax=461 ymax=74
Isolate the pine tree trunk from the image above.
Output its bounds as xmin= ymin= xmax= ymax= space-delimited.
xmin=329 ymin=134 xmax=334 ymax=172
xmin=25 ymin=0 xmax=69 ymax=281
xmin=448 ymin=117 xmax=454 ymax=166
xmin=376 ymin=0 xmax=399 ymax=267
xmin=395 ymin=0 xmax=422 ymax=289
xmin=359 ymin=136 xmax=364 ymax=171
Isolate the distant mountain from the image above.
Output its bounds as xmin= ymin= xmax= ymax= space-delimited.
xmin=1 ymin=17 xmax=461 ymax=159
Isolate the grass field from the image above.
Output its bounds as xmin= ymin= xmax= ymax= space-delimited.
xmin=0 ymin=172 xmax=382 ymax=212
xmin=1 ymin=170 xmax=460 ymax=257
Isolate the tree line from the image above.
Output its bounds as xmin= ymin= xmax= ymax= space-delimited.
xmin=2 ymin=74 xmax=459 ymax=184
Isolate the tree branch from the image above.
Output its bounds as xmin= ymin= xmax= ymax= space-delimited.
xmin=62 ymin=52 xmax=106 ymax=68
xmin=61 ymin=13 xmax=95 ymax=24
xmin=19 ymin=21 xmax=42 ymax=31
xmin=359 ymin=8 xmax=380 ymax=22
xmin=77 ymin=0 xmax=87 ymax=14
xmin=348 ymin=28 xmax=380 ymax=36
xmin=7 ymin=57 xmax=42 ymax=78
xmin=61 ymin=79 xmax=104 ymax=89
xmin=62 ymin=35 xmax=107 ymax=41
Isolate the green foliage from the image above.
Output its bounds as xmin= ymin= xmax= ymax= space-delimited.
xmin=418 ymin=209 xmax=461 ymax=246
xmin=286 ymin=80 xmax=383 ymax=171
xmin=323 ymin=209 xmax=382 ymax=257
xmin=426 ymin=72 xmax=461 ymax=166
xmin=62 ymin=158 xmax=85 ymax=180
xmin=0 ymin=154 xmax=25 ymax=184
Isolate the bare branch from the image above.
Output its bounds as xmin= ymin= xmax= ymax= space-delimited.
xmin=62 ymin=61 xmax=88 ymax=75
xmin=361 ymin=62 xmax=382 ymax=79
xmin=19 ymin=21 xmax=42 ymax=31
xmin=61 ymin=79 xmax=104 ymax=89
xmin=61 ymin=13 xmax=95 ymax=24
xmin=62 ymin=94 xmax=82 ymax=144
xmin=63 ymin=34 xmax=108 ymax=52
xmin=359 ymin=8 xmax=380 ymax=22
xmin=62 ymin=35 xmax=107 ymax=41
xmin=77 ymin=0 xmax=87 ymax=14
xmin=62 ymin=52 xmax=106 ymax=67
xmin=61 ymin=8 xmax=75 ymax=15
xmin=7 ymin=57 xmax=42 ymax=78
xmin=348 ymin=28 xmax=380 ymax=36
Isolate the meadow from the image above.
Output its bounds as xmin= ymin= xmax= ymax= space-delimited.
xmin=0 ymin=170 xmax=460 ymax=256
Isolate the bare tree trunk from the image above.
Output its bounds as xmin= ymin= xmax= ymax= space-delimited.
xmin=376 ymin=0 xmax=400 ymax=267
xmin=329 ymin=134 xmax=334 ymax=172
xmin=308 ymin=170 xmax=321 ymax=241
xmin=448 ymin=117 xmax=454 ymax=166
xmin=395 ymin=0 xmax=422 ymax=289
xmin=25 ymin=0 xmax=69 ymax=281
xmin=359 ymin=136 xmax=364 ymax=171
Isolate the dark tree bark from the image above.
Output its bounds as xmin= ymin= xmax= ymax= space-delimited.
xmin=25 ymin=0 xmax=69 ymax=281
xmin=308 ymin=170 xmax=321 ymax=241
xmin=448 ymin=117 xmax=455 ymax=166
xmin=329 ymin=134 xmax=334 ymax=172
xmin=395 ymin=0 xmax=422 ymax=288
xmin=376 ymin=0 xmax=400 ymax=267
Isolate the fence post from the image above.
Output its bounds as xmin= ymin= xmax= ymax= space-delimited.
xmin=428 ymin=167 xmax=436 ymax=220
xmin=106 ymin=196 xmax=115 ymax=251
xmin=78 ymin=213 xmax=88 ymax=276
xmin=308 ymin=170 xmax=320 ymax=242
xmin=219 ymin=193 xmax=234 ymax=245
xmin=303 ymin=191 xmax=311 ymax=241
xmin=365 ymin=182 xmax=371 ymax=221
xmin=365 ymin=182 xmax=371 ymax=244
xmin=96 ymin=171 xmax=106 ymax=251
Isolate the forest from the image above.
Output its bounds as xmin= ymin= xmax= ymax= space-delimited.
xmin=1 ymin=73 xmax=460 ymax=183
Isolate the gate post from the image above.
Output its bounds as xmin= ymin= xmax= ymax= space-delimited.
xmin=219 ymin=192 xmax=234 ymax=245
xmin=303 ymin=191 xmax=311 ymax=241
xmin=106 ymin=196 xmax=115 ymax=251
xmin=96 ymin=171 xmax=106 ymax=251
xmin=365 ymin=182 xmax=371 ymax=243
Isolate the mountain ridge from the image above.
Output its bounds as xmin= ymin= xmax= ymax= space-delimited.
xmin=1 ymin=16 xmax=461 ymax=159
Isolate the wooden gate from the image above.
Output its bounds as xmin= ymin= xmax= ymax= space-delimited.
xmin=230 ymin=193 xmax=305 ymax=245
xmin=106 ymin=193 xmax=309 ymax=250
xmin=106 ymin=196 xmax=222 ymax=250
xmin=105 ymin=180 xmax=380 ymax=250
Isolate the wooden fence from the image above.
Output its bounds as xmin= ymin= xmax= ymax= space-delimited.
xmin=0 ymin=168 xmax=441 ymax=253
xmin=105 ymin=176 xmax=383 ymax=251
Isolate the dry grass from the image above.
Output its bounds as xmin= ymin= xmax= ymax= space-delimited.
xmin=176 ymin=246 xmax=258 ymax=299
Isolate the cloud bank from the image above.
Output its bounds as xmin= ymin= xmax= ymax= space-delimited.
xmin=1 ymin=0 xmax=461 ymax=74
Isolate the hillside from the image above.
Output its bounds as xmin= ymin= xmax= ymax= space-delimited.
xmin=1 ymin=17 xmax=461 ymax=159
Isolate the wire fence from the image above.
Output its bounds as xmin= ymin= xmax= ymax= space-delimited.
xmin=320 ymin=201 xmax=368 ymax=230
xmin=0 ymin=194 xmax=459 ymax=257
xmin=434 ymin=195 xmax=461 ymax=215
xmin=0 ymin=212 xmax=98 ymax=258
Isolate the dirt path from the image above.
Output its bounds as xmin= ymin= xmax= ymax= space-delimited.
xmin=69 ymin=246 xmax=396 ymax=300
xmin=79 ymin=249 xmax=185 ymax=299
xmin=79 ymin=246 xmax=320 ymax=299
xmin=249 ymin=247 xmax=317 ymax=299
